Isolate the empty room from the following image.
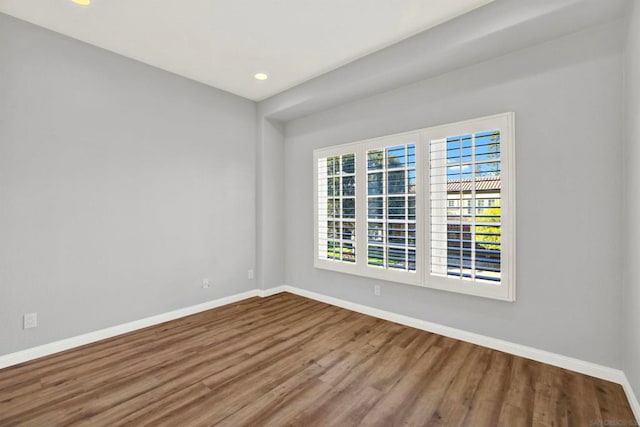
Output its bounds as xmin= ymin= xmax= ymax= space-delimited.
xmin=1 ymin=0 xmax=639 ymax=425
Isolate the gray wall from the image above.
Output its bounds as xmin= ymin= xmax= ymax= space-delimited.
xmin=0 ymin=13 xmax=257 ymax=355
xmin=256 ymin=115 xmax=285 ymax=290
xmin=283 ymin=23 xmax=626 ymax=368
xmin=624 ymin=1 xmax=640 ymax=402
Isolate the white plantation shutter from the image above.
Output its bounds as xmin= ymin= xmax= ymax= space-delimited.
xmin=366 ymin=144 xmax=417 ymax=272
xmin=317 ymin=153 xmax=356 ymax=263
xmin=429 ymin=131 xmax=503 ymax=283
xmin=313 ymin=113 xmax=515 ymax=301
xmin=429 ymin=138 xmax=449 ymax=277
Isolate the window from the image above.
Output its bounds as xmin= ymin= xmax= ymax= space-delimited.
xmin=317 ymin=153 xmax=356 ymax=264
xmin=314 ymin=113 xmax=515 ymax=301
xmin=366 ymin=144 xmax=416 ymax=271
xmin=430 ymin=131 xmax=502 ymax=284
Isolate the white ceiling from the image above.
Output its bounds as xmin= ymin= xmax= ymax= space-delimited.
xmin=0 ymin=0 xmax=494 ymax=101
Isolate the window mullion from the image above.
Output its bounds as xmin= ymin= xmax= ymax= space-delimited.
xmin=458 ymin=137 xmax=463 ymax=280
xmin=355 ymin=146 xmax=368 ymax=272
xmin=471 ymin=133 xmax=477 ymax=280
xmin=418 ymin=133 xmax=427 ymax=286
xmin=383 ymin=148 xmax=388 ymax=269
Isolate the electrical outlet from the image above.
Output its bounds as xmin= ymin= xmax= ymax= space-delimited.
xmin=248 ymin=269 xmax=254 ymax=280
xmin=202 ymin=278 xmax=210 ymax=289
xmin=23 ymin=313 xmax=37 ymax=329
xmin=374 ymin=285 xmax=381 ymax=297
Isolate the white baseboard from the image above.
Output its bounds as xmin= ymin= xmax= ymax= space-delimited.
xmin=258 ymin=285 xmax=287 ymax=297
xmin=0 ymin=289 xmax=260 ymax=370
xmin=276 ymin=285 xmax=622 ymax=381
xmin=621 ymin=375 xmax=640 ymax=423
xmin=272 ymin=285 xmax=639 ymax=421
xmin=1 ymin=284 xmax=638 ymax=423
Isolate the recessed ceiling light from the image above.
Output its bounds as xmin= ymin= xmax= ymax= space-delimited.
xmin=254 ymin=73 xmax=268 ymax=81
xmin=71 ymin=0 xmax=91 ymax=5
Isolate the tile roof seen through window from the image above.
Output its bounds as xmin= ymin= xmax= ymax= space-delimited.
xmin=447 ymin=176 xmax=501 ymax=192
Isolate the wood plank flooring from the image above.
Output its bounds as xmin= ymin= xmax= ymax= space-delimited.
xmin=0 ymin=292 xmax=636 ymax=426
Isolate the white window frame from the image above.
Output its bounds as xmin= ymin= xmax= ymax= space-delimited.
xmin=313 ymin=112 xmax=516 ymax=301
xmin=314 ymin=132 xmax=423 ymax=286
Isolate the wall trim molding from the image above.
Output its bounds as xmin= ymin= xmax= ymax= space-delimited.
xmin=0 ymin=284 xmax=637 ymax=422
xmin=277 ymin=285 xmax=622 ymax=381
xmin=0 ymin=289 xmax=261 ymax=370
xmin=276 ymin=285 xmax=639 ymax=419
xmin=621 ymin=374 xmax=640 ymax=423
xmin=258 ymin=285 xmax=287 ymax=297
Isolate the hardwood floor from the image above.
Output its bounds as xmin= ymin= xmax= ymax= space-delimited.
xmin=0 ymin=292 xmax=636 ymax=426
